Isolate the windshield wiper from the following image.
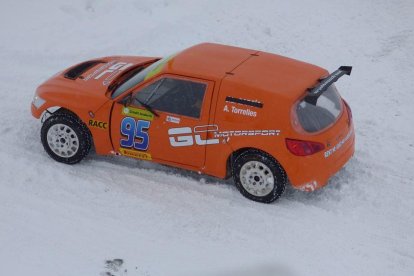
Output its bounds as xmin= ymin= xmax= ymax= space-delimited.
xmin=136 ymin=99 xmax=159 ymax=117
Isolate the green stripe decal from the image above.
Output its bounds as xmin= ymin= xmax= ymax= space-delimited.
xmin=144 ymin=54 xmax=175 ymax=81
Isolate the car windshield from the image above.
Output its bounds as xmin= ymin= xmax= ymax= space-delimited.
xmin=111 ymin=54 xmax=175 ymax=99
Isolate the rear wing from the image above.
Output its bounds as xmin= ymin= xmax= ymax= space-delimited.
xmin=305 ymin=66 xmax=352 ymax=105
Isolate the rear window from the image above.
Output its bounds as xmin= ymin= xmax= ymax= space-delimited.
xmin=296 ymin=85 xmax=342 ymax=133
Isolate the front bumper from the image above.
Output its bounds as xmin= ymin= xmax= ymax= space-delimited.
xmin=31 ymin=103 xmax=42 ymax=118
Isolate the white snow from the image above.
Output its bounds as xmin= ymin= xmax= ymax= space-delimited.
xmin=1 ymin=0 xmax=414 ymax=275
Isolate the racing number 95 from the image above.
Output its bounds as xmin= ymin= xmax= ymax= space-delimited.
xmin=120 ymin=117 xmax=150 ymax=151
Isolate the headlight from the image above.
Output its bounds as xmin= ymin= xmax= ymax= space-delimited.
xmin=32 ymin=95 xmax=46 ymax=109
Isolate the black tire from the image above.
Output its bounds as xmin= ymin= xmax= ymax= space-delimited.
xmin=41 ymin=113 xmax=92 ymax=164
xmin=232 ymin=149 xmax=287 ymax=203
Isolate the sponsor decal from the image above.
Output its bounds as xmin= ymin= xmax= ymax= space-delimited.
xmin=223 ymin=105 xmax=257 ymax=117
xmin=120 ymin=117 xmax=150 ymax=151
xmin=88 ymin=119 xmax=108 ymax=130
xmin=168 ymin=125 xmax=219 ymax=147
xmin=83 ymin=61 xmax=133 ymax=86
xmin=83 ymin=61 xmax=115 ymax=81
xmin=122 ymin=107 xmax=154 ymax=121
xmin=166 ymin=115 xmax=180 ymax=124
xmin=324 ymin=129 xmax=353 ymax=158
xmin=214 ymin=129 xmax=280 ymax=138
xmin=168 ymin=124 xmax=281 ymax=147
xmin=119 ymin=148 xmax=152 ymax=161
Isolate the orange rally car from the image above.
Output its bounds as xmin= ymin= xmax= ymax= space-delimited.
xmin=31 ymin=43 xmax=355 ymax=203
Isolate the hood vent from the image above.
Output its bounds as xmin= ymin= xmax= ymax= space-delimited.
xmin=64 ymin=60 xmax=105 ymax=80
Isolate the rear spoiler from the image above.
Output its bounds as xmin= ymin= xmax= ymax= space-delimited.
xmin=305 ymin=66 xmax=352 ymax=105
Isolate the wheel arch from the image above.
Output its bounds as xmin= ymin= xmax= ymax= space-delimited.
xmin=41 ymin=106 xmax=79 ymax=122
xmin=43 ymin=106 xmax=94 ymax=147
xmin=225 ymin=147 xmax=287 ymax=179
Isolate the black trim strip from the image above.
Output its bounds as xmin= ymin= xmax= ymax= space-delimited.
xmin=225 ymin=96 xmax=263 ymax=108
xmin=108 ymin=102 xmax=115 ymax=150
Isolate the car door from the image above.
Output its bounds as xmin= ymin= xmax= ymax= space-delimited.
xmin=110 ymin=74 xmax=216 ymax=169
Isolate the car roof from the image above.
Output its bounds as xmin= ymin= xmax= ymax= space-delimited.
xmin=164 ymin=43 xmax=257 ymax=80
xmin=164 ymin=43 xmax=328 ymax=101
xmin=228 ymin=51 xmax=328 ymax=101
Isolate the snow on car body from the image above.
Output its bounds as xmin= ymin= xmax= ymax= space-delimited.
xmin=31 ymin=43 xmax=355 ymax=203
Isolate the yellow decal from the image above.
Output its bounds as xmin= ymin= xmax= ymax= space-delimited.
xmin=122 ymin=106 xmax=154 ymax=121
xmin=119 ymin=148 xmax=152 ymax=161
xmin=144 ymin=54 xmax=175 ymax=80
xmin=88 ymin=119 xmax=108 ymax=130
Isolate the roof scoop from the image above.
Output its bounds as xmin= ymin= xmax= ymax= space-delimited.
xmin=305 ymin=66 xmax=352 ymax=105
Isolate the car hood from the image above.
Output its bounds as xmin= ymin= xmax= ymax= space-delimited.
xmin=36 ymin=56 xmax=158 ymax=112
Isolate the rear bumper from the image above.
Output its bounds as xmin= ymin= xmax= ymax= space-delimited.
xmin=288 ymin=127 xmax=355 ymax=192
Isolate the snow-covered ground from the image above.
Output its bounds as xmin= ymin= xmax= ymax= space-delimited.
xmin=1 ymin=0 xmax=414 ymax=275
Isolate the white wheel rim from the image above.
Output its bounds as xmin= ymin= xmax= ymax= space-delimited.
xmin=46 ymin=123 xmax=79 ymax=158
xmin=240 ymin=161 xmax=275 ymax=197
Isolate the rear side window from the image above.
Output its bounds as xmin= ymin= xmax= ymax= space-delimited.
xmin=296 ymin=85 xmax=342 ymax=133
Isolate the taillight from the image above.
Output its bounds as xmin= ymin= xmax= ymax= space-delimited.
xmin=343 ymin=100 xmax=352 ymax=123
xmin=285 ymin=139 xmax=325 ymax=156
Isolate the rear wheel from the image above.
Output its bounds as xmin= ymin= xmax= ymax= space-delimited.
xmin=232 ymin=150 xmax=287 ymax=203
xmin=41 ymin=113 xmax=91 ymax=164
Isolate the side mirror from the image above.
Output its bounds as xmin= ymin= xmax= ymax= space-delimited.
xmin=119 ymin=94 xmax=133 ymax=107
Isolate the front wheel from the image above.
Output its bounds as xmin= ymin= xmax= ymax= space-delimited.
xmin=232 ymin=150 xmax=287 ymax=203
xmin=41 ymin=113 xmax=92 ymax=164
